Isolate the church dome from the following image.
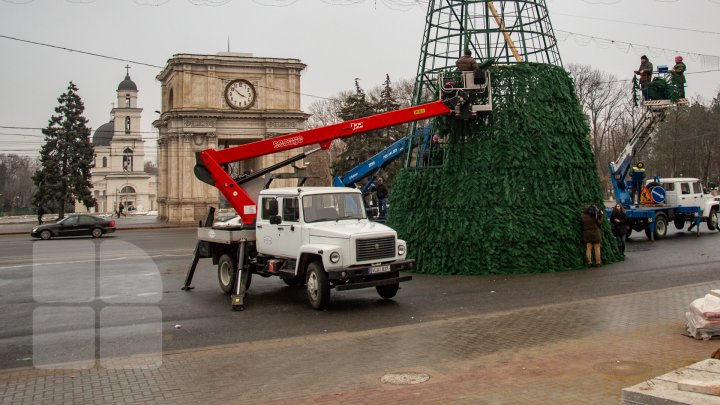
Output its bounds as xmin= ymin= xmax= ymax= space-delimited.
xmin=117 ymin=73 xmax=138 ymax=92
xmin=93 ymin=120 xmax=115 ymax=146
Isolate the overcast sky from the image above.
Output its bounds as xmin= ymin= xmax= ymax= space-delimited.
xmin=1 ymin=0 xmax=718 ymax=160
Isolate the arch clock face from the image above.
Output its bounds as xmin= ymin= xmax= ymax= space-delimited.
xmin=225 ymin=79 xmax=256 ymax=110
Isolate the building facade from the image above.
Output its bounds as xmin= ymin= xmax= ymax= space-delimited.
xmin=154 ymin=53 xmax=309 ymax=223
xmin=80 ymin=70 xmax=157 ymax=214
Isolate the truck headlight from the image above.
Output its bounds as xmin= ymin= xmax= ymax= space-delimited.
xmin=398 ymin=244 xmax=406 ymax=256
xmin=330 ymin=251 xmax=340 ymax=263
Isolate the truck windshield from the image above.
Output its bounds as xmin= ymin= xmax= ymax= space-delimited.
xmin=302 ymin=193 xmax=366 ymax=222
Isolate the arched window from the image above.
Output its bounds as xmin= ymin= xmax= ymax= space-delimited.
xmin=125 ymin=95 xmax=131 ymax=108
xmin=168 ymin=88 xmax=174 ymax=110
xmin=120 ymin=186 xmax=136 ymax=194
xmin=125 ymin=117 xmax=131 ymax=134
xmin=102 ymin=156 xmax=107 ymax=167
xmin=123 ymin=147 xmax=133 ymax=172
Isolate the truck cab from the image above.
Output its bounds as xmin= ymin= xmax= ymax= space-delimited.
xmin=659 ymin=177 xmax=719 ymax=229
xmin=256 ymin=187 xmax=410 ymax=273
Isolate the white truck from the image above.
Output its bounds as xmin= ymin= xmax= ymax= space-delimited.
xmin=189 ymin=187 xmax=413 ymax=310
xmin=656 ymin=177 xmax=719 ymax=234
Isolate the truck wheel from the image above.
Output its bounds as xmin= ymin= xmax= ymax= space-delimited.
xmin=645 ymin=214 xmax=668 ymax=240
xmin=217 ymin=254 xmax=236 ymax=295
xmin=306 ymin=261 xmax=330 ymax=310
xmin=376 ymin=283 xmax=399 ymax=299
xmin=707 ymin=209 xmax=719 ymax=231
xmin=674 ymin=216 xmax=685 ymax=230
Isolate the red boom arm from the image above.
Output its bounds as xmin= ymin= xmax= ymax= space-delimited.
xmin=198 ymin=99 xmax=452 ymax=224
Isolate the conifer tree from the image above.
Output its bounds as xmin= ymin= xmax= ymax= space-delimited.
xmin=33 ymin=82 xmax=95 ymax=219
xmin=333 ymin=76 xmax=403 ymax=180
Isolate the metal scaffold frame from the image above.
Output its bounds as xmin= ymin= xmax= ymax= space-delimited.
xmin=406 ymin=0 xmax=563 ymax=167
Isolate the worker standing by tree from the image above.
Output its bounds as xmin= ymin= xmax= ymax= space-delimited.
xmin=581 ymin=205 xmax=603 ymax=268
xmin=671 ymin=55 xmax=686 ymax=98
xmin=634 ymin=55 xmax=654 ymax=101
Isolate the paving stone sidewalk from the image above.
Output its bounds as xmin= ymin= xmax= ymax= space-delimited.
xmin=1 ymin=281 xmax=718 ymax=404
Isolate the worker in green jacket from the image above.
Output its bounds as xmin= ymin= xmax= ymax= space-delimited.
xmin=671 ymin=55 xmax=686 ymax=98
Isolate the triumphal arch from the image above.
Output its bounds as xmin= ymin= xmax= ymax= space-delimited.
xmin=154 ymin=53 xmax=308 ymax=223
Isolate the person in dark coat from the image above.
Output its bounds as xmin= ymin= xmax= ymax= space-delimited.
xmin=37 ymin=206 xmax=45 ymax=225
xmin=610 ymin=203 xmax=629 ymax=254
xmin=456 ymin=50 xmax=478 ymax=72
xmin=634 ymin=55 xmax=654 ymax=100
xmin=581 ymin=205 xmax=603 ymax=267
xmin=375 ymin=177 xmax=389 ymax=219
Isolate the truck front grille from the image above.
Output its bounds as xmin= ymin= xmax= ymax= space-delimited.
xmin=356 ymin=236 xmax=396 ymax=262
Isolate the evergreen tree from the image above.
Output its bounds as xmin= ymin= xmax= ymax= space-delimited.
xmin=374 ymin=74 xmax=400 ymax=113
xmin=33 ymin=82 xmax=95 ymax=219
xmin=332 ymin=76 xmax=403 ymax=180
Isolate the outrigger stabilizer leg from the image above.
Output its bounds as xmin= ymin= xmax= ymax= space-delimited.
xmin=182 ymin=207 xmax=216 ymax=291
xmin=231 ymin=241 xmax=248 ymax=311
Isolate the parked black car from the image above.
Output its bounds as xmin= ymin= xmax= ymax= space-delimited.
xmin=31 ymin=214 xmax=116 ymax=240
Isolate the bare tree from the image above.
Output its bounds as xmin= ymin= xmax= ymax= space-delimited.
xmin=650 ymin=96 xmax=720 ymax=185
xmin=0 ymin=154 xmax=38 ymax=212
xmin=568 ymin=63 xmax=633 ymax=196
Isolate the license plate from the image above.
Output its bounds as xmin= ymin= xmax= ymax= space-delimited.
xmin=369 ymin=265 xmax=391 ymax=274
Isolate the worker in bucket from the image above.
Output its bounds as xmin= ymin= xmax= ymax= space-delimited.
xmin=671 ymin=55 xmax=686 ymax=98
xmin=634 ymin=55 xmax=654 ymax=101
xmin=456 ymin=49 xmax=478 ymax=72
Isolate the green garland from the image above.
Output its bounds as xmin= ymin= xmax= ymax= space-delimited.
xmin=389 ymin=63 xmax=622 ymax=275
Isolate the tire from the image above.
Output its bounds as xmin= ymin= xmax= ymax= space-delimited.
xmin=91 ymin=227 xmax=103 ymax=238
xmin=655 ymin=214 xmax=668 ymax=239
xmin=376 ymin=283 xmax=399 ymax=299
xmin=674 ymin=216 xmax=685 ymax=230
xmin=306 ymin=261 xmax=330 ymax=310
xmin=217 ymin=254 xmax=236 ymax=295
xmin=40 ymin=230 xmax=51 ymax=240
xmin=707 ymin=209 xmax=719 ymax=231
xmin=645 ymin=214 xmax=668 ymax=240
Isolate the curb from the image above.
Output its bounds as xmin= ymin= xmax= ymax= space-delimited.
xmin=0 ymin=224 xmax=195 ymax=236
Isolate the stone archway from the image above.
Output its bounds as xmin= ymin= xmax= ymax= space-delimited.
xmin=154 ymin=53 xmax=309 ymax=223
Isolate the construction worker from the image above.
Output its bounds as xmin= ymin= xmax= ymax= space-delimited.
xmin=671 ymin=55 xmax=686 ymax=98
xmin=631 ymin=162 xmax=646 ymax=205
xmin=634 ymin=55 xmax=654 ymax=101
xmin=456 ymin=50 xmax=478 ymax=72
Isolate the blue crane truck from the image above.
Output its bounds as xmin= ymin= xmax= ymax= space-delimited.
xmin=608 ymin=94 xmax=718 ymax=240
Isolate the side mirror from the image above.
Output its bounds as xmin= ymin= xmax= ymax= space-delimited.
xmin=269 ymin=215 xmax=282 ymax=225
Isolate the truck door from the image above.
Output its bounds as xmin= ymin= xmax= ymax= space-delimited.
xmin=274 ymin=197 xmax=303 ymax=258
xmin=255 ymin=196 xmax=303 ymax=259
xmin=687 ymin=181 xmax=705 ymax=208
xmin=678 ymin=181 xmax=702 ymax=207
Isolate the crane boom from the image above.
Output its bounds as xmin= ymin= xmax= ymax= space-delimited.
xmin=196 ymin=99 xmax=454 ymax=224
